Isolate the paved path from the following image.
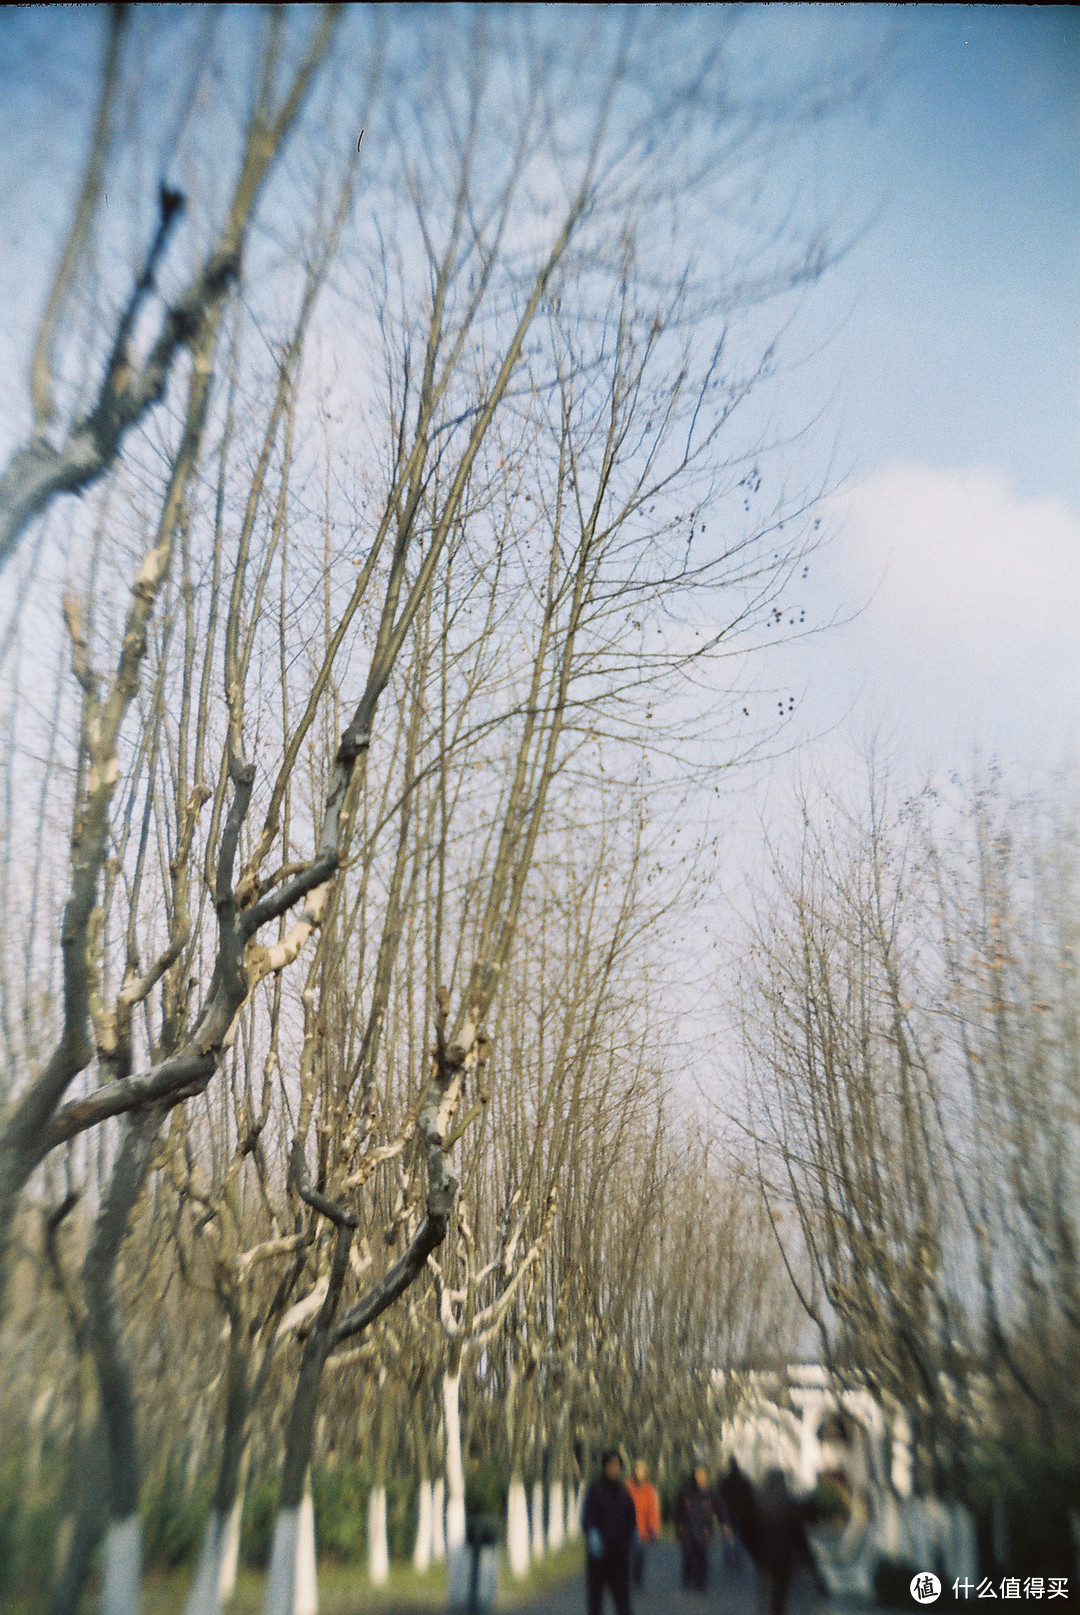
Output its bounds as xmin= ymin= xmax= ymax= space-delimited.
xmin=512 ymin=1539 xmax=830 ymax=1615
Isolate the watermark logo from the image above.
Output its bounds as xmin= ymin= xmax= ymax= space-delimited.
xmin=911 ymin=1572 xmax=942 ymax=1604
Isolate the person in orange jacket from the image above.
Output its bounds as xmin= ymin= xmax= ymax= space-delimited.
xmin=626 ymin=1460 xmax=662 ymax=1590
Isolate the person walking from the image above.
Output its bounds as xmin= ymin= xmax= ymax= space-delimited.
xmin=718 ymin=1455 xmax=758 ymax=1569
xmin=674 ymin=1464 xmax=716 ymax=1592
xmin=626 ymin=1460 xmax=661 ymax=1590
xmin=711 ymin=1481 xmax=738 ymax=1573
xmin=582 ymin=1449 xmax=637 ymax=1615
xmin=754 ymin=1468 xmax=815 ymax=1615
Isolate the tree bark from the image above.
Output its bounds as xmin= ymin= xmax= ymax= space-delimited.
xmin=443 ymin=1369 xmax=466 ymax=1552
xmin=431 ymin=1479 xmax=446 ymax=1562
xmin=411 ymin=1393 xmax=433 ymax=1573
xmin=367 ymin=1487 xmax=389 ymax=1588
xmin=47 ymin=1405 xmax=108 ymax=1615
xmin=82 ymin=1109 xmax=161 ymax=1614
xmin=548 ymin=1478 xmax=565 ymax=1551
xmin=507 ymin=1478 xmax=531 ymax=1579
xmin=531 ymin=1478 xmax=545 ymax=1562
xmin=412 ymin=1481 xmax=433 ymax=1575
xmin=183 ymin=1328 xmax=251 ymax=1615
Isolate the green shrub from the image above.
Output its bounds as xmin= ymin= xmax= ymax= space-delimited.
xmin=466 ymin=1458 xmax=506 ymax=1524
xmin=312 ymin=1461 xmax=368 ymax=1563
xmin=810 ymin=1474 xmax=852 ymax=1526
xmin=969 ymin=1438 xmax=1080 ymax=1578
xmin=142 ymin=1474 xmax=211 ymax=1570
xmin=0 ymin=1462 xmax=67 ymax=1601
xmin=387 ymin=1472 xmax=418 ymax=1560
xmin=238 ymin=1460 xmax=418 ymax=1568
xmin=241 ymin=1472 xmax=279 ymax=1571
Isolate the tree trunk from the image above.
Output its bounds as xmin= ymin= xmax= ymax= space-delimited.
xmin=48 ymin=1354 xmax=107 ymax=1615
xmin=183 ymin=1473 xmax=247 ymax=1615
xmin=367 ymin=1379 xmax=392 ymax=1586
xmin=101 ymin=1516 xmax=142 ymax=1615
xmin=367 ymin=1487 xmax=389 ymax=1587
xmin=568 ymin=1481 xmax=583 ymax=1538
xmin=531 ymin=1479 xmax=545 ymax=1562
xmin=265 ymin=1221 xmax=354 ymax=1615
xmin=83 ymin=1110 xmax=160 ymax=1615
xmin=264 ymin=1332 xmax=330 ymax=1615
xmin=296 ymin=1481 xmax=317 ymax=1615
xmin=184 ymin=1510 xmax=238 ymax=1615
xmin=443 ymin=1371 xmax=466 ymax=1551
xmin=431 ymin=1478 xmax=446 ymax=1562
xmin=219 ymin=1485 xmax=245 ymax=1603
xmin=184 ymin=1327 xmax=251 ymax=1615
xmin=548 ymin=1478 xmax=565 ymax=1551
xmin=411 ymin=1390 xmax=433 ymax=1574
xmin=266 ymin=1470 xmax=318 ymax=1615
xmin=412 ymin=1480 xmax=433 ymax=1574
xmin=507 ymin=1477 xmax=530 ymax=1580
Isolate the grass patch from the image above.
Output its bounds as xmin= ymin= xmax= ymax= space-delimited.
xmin=140 ymin=1561 xmax=450 ymax=1614
xmin=502 ymin=1538 xmax=583 ymax=1603
xmin=126 ymin=1539 xmax=584 ymax=1614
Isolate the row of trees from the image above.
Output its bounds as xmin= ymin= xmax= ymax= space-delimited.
xmin=0 ymin=6 xmax=849 ymax=1610
xmin=5 ymin=1032 xmax=794 ymax=1603
xmin=744 ymin=763 xmax=1080 ymax=1525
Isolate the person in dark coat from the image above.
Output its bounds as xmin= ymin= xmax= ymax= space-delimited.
xmin=581 ymin=1449 xmax=637 ymax=1615
xmin=718 ymin=1455 xmax=759 ymax=1566
xmin=754 ymin=1468 xmax=815 ymax=1615
xmin=675 ymin=1464 xmax=716 ymax=1591
xmin=710 ymin=1480 xmax=737 ymax=1572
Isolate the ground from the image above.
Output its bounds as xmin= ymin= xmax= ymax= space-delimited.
xmin=512 ymin=1538 xmax=832 ymax=1615
xmin=117 ymin=1535 xmax=849 ymax=1615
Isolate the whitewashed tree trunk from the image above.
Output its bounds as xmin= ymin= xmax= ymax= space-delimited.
xmin=184 ymin=1489 xmax=245 ymax=1615
xmin=368 ymin=1485 xmax=390 ymax=1586
xmin=184 ymin=1510 xmax=229 ymax=1615
xmin=265 ymin=1509 xmax=300 ymax=1615
xmin=531 ymin=1480 xmax=545 ymax=1561
xmin=567 ymin=1482 xmax=582 ymax=1537
xmin=413 ymin=1478 xmax=434 ymax=1573
xmin=548 ymin=1479 xmax=565 ymax=1551
xmin=101 ymin=1515 xmax=141 ymax=1615
xmin=432 ymin=1477 xmax=447 ymax=1561
xmin=296 ymin=1484 xmax=317 ymax=1615
xmin=265 ymin=1475 xmax=318 ymax=1615
xmin=507 ymin=1477 xmax=531 ymax=1580
xmin=219 ymin=1488 xmax=244 ymax=1600
xmin=950 ymin=1503 xmax=978 ymax=1585
xmin=184 ymin=1515 xmax=221 ymax=1615
xmin=444 ymin=1372 xmax=466 ymax=1551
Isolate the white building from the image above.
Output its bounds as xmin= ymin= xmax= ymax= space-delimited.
xmin=714 ymin=1364 xmax=974 ymax=1600
xmin=715 ymin=1362 xmax=912 ymax=1496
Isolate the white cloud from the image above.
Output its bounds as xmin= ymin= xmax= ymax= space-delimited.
xmin=796 ymin=463 xmax=1080 ymax=765
xmin=829 ymin=461 xmax=1080 ymax=657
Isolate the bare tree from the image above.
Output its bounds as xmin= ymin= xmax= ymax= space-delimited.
xmin=0 ymin=7 xmax=876 ymax=1603
xmin=0 ymin=7 xmax=339 ymax=571
xmin=742 ymin=762 xmax=1080 ymax=1504
xmin=743 ymin=770 xmax=973 ymax=1490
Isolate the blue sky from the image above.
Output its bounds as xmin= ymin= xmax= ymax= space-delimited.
xmin=0 ymin=4 xmax=1075 ymax=1098
xmin=759 ymin=5 xmax=1080 ymax=776
xmin=825 ymin=5 xmax=1078 ymax=504
xmin=0 ymin=3 xmax=1075 ymax=778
